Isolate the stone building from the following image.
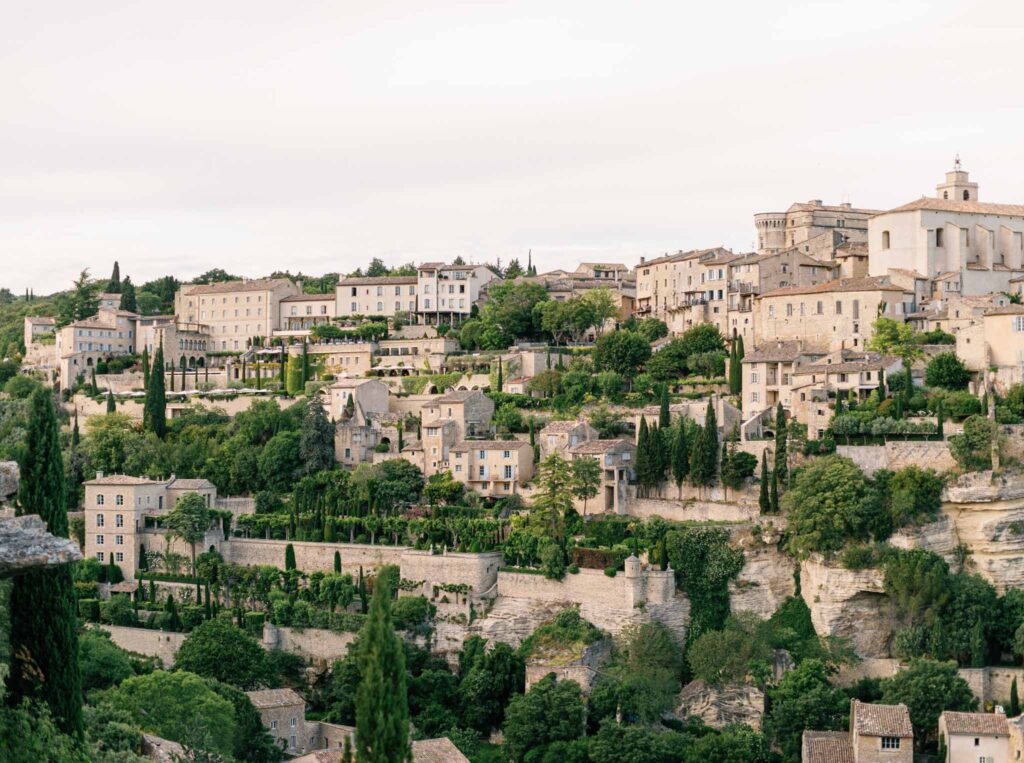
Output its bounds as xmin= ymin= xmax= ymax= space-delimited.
xmin=868 ymin=162 xmax=1024 ymax=295
xmin=449 ymin=440 xmax=534 ymax=498
xmin=538 ymin=419 xmax=598 ymax=459
xmin=416 ymin=262 xmax=498 ymax=325
xmin=956 ymin=304 xmax=1024 ymax=391
xmin=755 ymin=276 xmax=916 ymax=351
xmin=755 ymin=199 xmax=880 ymax=258
xmin=741 ymin=340 xmax=828 ymax=425
xmin=328 ymin=378 xmax=390 ymax=421
xmin=633 ymin=247 xmax=735 ymax=324
xmin=279 ymin=293 xmax=336 ymax=332
xmin=175 ymin=277 xmax=298 ymax=351
xmin=566 ymin=438 xmax=635 ymax=514
xmin=802 ymin=700 xmax=913 ymax=763
xmin=336 ymin=275 xmax=418 ymax=319
xmin=421 ymin=389 xmax=495 ymax=440
xmin=82 ymin=473 xmax=217 ymax=581
xmin=55 ymin=305 xmax=140 ymax=385
xmin=247 ymin=688 xmax=312 ymax=755
xmin=938 ymin=710 xmax=1009 ymax=763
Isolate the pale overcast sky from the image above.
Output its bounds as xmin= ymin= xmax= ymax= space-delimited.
xmin=4 ymin=0 xmax=1024 ymax=293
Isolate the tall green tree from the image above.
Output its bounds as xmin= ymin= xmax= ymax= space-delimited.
xmin=532 ymin=453 xmax=576 ymax=539
xmin=774 ymin=402 xmax=788 ymax=484
xmin=164 ymin=492 xmax=212 ymax=578
xmin=729 ymin=342 xmax=742 ymax=395
xmin=106 ymin=388 xmax=116 ymax=413
xmin=144 ymin=343 xmax=167 ymax=438
xmin=55 ymin=269 xmax=100 ymax=327
xmin=356 ymin=578 xmax=411 ymax=763
xmin=300 ymin=394 xmax=334 ymax=474
xmin=670 ymin=417 xmax=690 ymax=498
xmin=107 ymin=261 xmax=122 ymax=292
xmin=759 ymin=450 xmax=770 ymax=513
xmin=285 ymin=543 xmax=297 ymax=571
xmin=141 ymin=346 xmax=149 ymax=390
xmin=8 ymin=388 xmax=84 ymax=737
xmin=118 ymin=276 xmax=137 ymax=312
xmin=658 ymin=385 xmax=670 ymax=428
xmin=689 ymin=401 xmax=719 ymax=488
xmin=570 ymin=456 xmax=602 ymax=516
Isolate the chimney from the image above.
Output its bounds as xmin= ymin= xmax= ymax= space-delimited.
xmin=296 ymin=280 xmax=303 ymax=292
xmin=639 ymin=257 xmax=646 ymax=264
xmin=96 ymin=470 xmax=104 ymax=479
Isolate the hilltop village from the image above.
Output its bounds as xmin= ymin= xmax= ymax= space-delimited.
xmin=6 ymin=162 xmax=1024 ymax=761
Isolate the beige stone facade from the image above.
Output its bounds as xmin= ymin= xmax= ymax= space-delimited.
xmin=83 ymin=474 xmax=217 ymax=581
xmin=449 ymin=440 xmax=534 ymax=497
xmin=175 ymin=278 xmax=299 ymax=351
xmin=336 ymin=276 xmax=417 ymax=319
xmin=567 ymin=438 xmax=635 ymax=514
xmin=421 ymin=389 xmax=495 ymax=440
xmin=755 ymin=199 xmax=880 ymax=257
xmin=279 ymin=293 xmax=336 ymax=331
xmin=802 ymin=701 xmax=913 ymax=763
xmin=56 ymin=306 xmax=139 ymax=385
xmin=938 ymin=710 xmax=1009 ymax=763
xmin=755 ymin=277 xmax=916 ymax=351
xmin=416 ymin=263 xmax=497 ymax=324
xmin=868 ymin=165 xmax=1024 ymax=295
xmin=956 ymin=304 xmax=1024 ymax=391
xmin=539 ymin=420 xmax=598 ymax=459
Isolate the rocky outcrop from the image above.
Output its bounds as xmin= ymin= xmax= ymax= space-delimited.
xmin=730 ymin=527 xmax=797 ymax=619
xmin=891 ymin=472 xmax=1024 ymax=593
xmin=800 ymin=557 xmax=896 ymax=659
xmin=0 ymin=461 xmax=18 ymax=502
xmin=0 ymin=514 xmax=82 ymax=576
xmin=675 ymin=679 xmax=765 ymax=731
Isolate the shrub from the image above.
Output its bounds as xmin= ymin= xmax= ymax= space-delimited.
xmin=79 ymin=598 xmax=101 ymax=621
xmin=604 ymin=566 xmax=617 ymax=577
xmin=243 ymin=612 xmax=265 ymax=635
xmin=925 ymin=352 xmax=971 ymax=390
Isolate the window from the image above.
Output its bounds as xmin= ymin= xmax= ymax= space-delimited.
xmin=881 ymin=737 xmax=900 ymax=749
xmin=270 ymin=720 xmax=278 ymax=730
xmin=750 ymin=372 xmax=759 ymax=383
xmin=115 ymin=494 xmax=124 ymax=505
xmin=115 ymin=514 xmax=123 ymax=527
xmin=964 ymin=190 xmax=970 ymax=200
xmin=835 ymin=300 xmax=842 ymax=315
xmin=503 ymin=465 xmax=513 ymax=479
xmin=882 ymin=230 xmax=890 ymax=249
xmin=478 ymin=450 xmax=485 ymax=459
xmin=478 ymin=466 xmax=485 ymax=477
xmin=115 ymin=552 xmax=123 ymax=562
xmin=115 ymin=535 xmax=123 ymax=545
xmin=750 ymin=392 xmax=760 ymax=403
xmin=291 ymin=718 xmax=297 ymax=728
xmin=455 ymin=464 xmax=462 ymax=472
xmin=816 ymin=300 xmax=824 ymax=315
xmin=97 ymin=494 xmax=105 ymax=506
xmin=502 ymin=450 xmax=511 ymax=459
xmin=1014 ymin=316 xmax=1024 ymax=333
xmin=96 ymin=552 xmax=104 ymax=561
xmin=936 ymin=228 xmax=944 ymax=247
xmin=96 ymin=535 xmax=105 ymax=545
xmin=96 ymin=514 xmax=105 ymax=527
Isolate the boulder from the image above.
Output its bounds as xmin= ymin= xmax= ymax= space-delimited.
xmin=0 ymin=461 xmax=18 ymax=502
xmin=675 ymin=679 xmax=765 ymax=731
xmin=0 ymin=514 xmax=82 ymax=576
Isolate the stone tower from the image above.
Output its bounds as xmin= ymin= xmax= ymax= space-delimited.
xmin=936 ymin=156 xmax=979 ymax=202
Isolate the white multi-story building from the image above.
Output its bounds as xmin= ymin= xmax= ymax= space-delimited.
xmin=336 ymin=276 xmax=418 ymax=319
xmin=869 ymin=161 xmax=1024 ymax=295
xmin=416 ymin=262 xmax=498 ymax=325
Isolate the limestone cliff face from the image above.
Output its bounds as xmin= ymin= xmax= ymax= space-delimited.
xmin=675 ymin=679 xmax=765 ymax=731
xmin=800 ymin=557 xmax=896 ymax=659
xmin=891 ymin=471 xmax=1024 ymax=593
xmin=730 ymin=528 xmax=797 ymax=619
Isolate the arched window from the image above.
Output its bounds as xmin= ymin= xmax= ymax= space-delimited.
xmin=963 ymin=190 xmax=970 ymax=200
xmin=943 ymin=191 xmax=948 ymax=199
xmin=882 ymin=231 xmax=891 ymax=249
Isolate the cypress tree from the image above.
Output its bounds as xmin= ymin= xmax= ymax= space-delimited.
xmin=735 ymin=334 xmax=744 ymax=360
xmin=770 ymin=469 xmax=779 ymax=514
xmin=119 ymin=276 xmax=137 ymax=312
xmin=398 ymin=424 xmax=404 ymax=452
xmin=285 ymin=543 xmax=297 ymax=571
xmin=759 ymin=450 xmax=770 ymax=514
xmin=671 ymin=417 xmax=690 ymax=498
xmin=301 ymin=340 xmax=310 ymax=385
xmin=355 ymin=577 xmax=411 ymax=763
xmin=496 ymin=360 xmax=503 ymax=392
xmin=90 ymin=367 xmax=98 ymax=395
xmin=163 ymin=595 xmax=182 ymax=631
xmin=106 ymin=388 xmax=116 ymax=413
xmin=690 ymin=400 xmax=719 ymax=488
xmin=8 ymin=388 xmax=84 ymax=737
xmin=204 ymin=583 xmax=212 ymax=621
xmin=334 ymin=550 xmax=342 ymax=574
xmin=878 ymin=369 xmax=886 ymax=401
xmin=773 ymin=402 xmax=787 ymax=484
xmin=107 ymin=260 xmax=121 ymax=292
xmin=71 ymin=410 xmax=80 ymax=448
xmin=300 ymin=394 xmax=334 ymax=474
xmin=141 ymin=346 xmax=149 ymax=390
xmin=729 ymin=343 xmax=741 ymax=395
xmin=1012 ymin=678 xmax=1021 ymax=717
xmin=636 ymin=417 xmax=651 ymax=497
xmin=144 ymin=344 xmax=167 ymax=438
xmin=149 ymin=577 xmax=156 ymax=603
xmin=659 ymin=385 xmax=670 ymax=428
xmin=138 ymin=543 xmax=147 ymax=571
xmin=937 ymin=399 xmax=945 ymax=440
xmin=358 ymin=567 xmax=368 ymax=614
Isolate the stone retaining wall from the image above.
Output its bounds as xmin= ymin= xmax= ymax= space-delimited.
xmin=627 ymin=497 xmax=759 ymax=523
xmin=837 ymin=441 xmax=956 ymax=477
xmin=262 ymin=623 xmax=357 ymax=665
xmin=98 ymin=625 xmax=186 ymax=666
xmin=222 ymin=539 xmax=405 ymax=575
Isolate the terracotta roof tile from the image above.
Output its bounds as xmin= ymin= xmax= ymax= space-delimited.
xmin=761 ymin=277 xmax=912 ymax=299
xmin=245 ymin=688 xmax=305 ymax=709
xmin=884 ymin=197 xmax=1024 ymax=217
xmin=338 ymin=276 xmax=417 ymax=286
xmin=568 ymin=438 xmax=633 ymax=455
xmin=181 ymin=278 xmax=293 ymax=295
xmin=942 ymin=711 xmax=1009 ymax=736
xmin=802 ymin=730 xmax=853 ymax=763
xmin=853 ymin=701 xmax=913 ymax=737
